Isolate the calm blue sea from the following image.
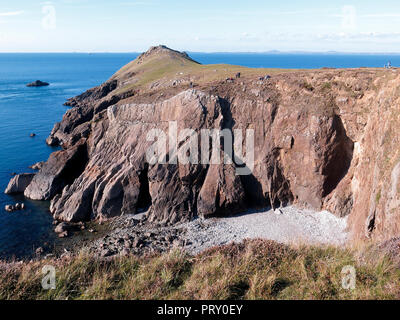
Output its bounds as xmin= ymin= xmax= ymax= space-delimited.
xmin=0 ymin=52 xmax=399 ymax=259
xmin=190 ymin=52 xmax=400 ymax=69
xmin=0 ymin=53 xmax=137 ymax=259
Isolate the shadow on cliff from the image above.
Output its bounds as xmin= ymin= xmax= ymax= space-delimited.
xmin=218 ymin=98 xmax=267 ymax=209
xmin=137 ymin=164 xmax=152 ymax=211
xmin=218 ymin=97 xmax=290 ymax=211
xmin=321 ymin=114 xmax=354 ymax=197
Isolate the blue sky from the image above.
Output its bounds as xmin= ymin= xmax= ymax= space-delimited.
xmin=1 ymin=0 xmax=400 ymax=52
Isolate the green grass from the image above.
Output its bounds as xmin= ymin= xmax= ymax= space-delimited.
xmin=1 ymin=239 xmax=399 ymax=300
xmin=111 ymin=50 xmax=296 ymax=95
xmin=321 ymin=82 xmax=332 ymax=91
xmin=376 ymin=190 xmax=382 ymax=204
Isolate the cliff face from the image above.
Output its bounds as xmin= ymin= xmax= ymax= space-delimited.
xmin=19 ymin=46 xmax=400 ymax=240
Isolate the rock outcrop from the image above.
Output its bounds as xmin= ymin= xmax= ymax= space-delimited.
xmin=45 ymin=80 xmax=134 ymax=148
xmin=26 ymin=80 xmax=49 ymax=87
xmin=11 ymin=46 xmax=400 ymax=241
xmin=24 ymin=139 xmax=88 ymax=200
xmin=5 ymin=173 xmax=35 ymax=194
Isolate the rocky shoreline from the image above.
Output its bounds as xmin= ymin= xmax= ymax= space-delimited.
xmin=29 ymin=205 xmax=346 ymax=261
xmin=85 ymin=213 xmax=187 ymax=258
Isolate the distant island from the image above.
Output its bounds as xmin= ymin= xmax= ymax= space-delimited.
xmin=26 ymin=80 xmax=49 ymax=87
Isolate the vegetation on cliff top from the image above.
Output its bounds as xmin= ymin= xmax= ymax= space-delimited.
xmin=1 ymin=239 xmax=399 ymax=300
xmin=112 ymin=45 xmax=295 ymax=94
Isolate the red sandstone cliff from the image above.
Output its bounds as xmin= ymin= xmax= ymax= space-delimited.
xmin=15 ymin=46 xmax=400 ymax=241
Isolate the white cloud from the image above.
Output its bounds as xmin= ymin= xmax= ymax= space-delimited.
xmin=0 ymin=11 xmax=24 ymax=17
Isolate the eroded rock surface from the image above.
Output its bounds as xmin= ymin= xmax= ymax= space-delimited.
xmin=46 ymin=83 xmax=355 ymax=228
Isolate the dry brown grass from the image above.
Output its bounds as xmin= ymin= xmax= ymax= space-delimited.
xmin=0 ymin=239 xmax=399 ymax=300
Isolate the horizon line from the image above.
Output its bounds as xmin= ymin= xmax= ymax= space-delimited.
xmin=1 ymin=50 xmax=400 ymax=55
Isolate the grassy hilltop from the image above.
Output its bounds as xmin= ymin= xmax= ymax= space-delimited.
xmin=110 ymin=45 xmax=295 ymax=95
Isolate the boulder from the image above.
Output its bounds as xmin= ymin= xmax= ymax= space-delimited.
xmin=4 ymin=204 xmax=25 ymax=212
xmin=54 ymin=222 xmax=71 ymax=233
xmin=45 ymin=135 xmax=59 ymax=147
xmin=54 ymin=222 xmax=81 ymax=234
xmin=5 ymin=205 xmax=14 ymax=212
xmin=29 ymin=161 xmax=45 ymax=170
xmin=4 ymin=173 xmax=35 ymax=194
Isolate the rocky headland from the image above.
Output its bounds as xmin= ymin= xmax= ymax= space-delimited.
xmin=6 ymin=45 xmax=400 ymax=258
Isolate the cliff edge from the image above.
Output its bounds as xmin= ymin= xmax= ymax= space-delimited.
xmin=15 ymin=45 xmax=400 ymax=241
